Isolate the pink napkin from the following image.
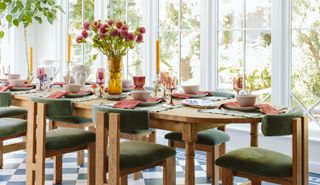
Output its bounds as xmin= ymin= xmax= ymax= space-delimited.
xmin=146 ymin=97 xmax=166 ymax=103
xmin=48 ymin=90 xmax=93 ymax=99
xmin=0 ymin=86 xmax=10 ymax=92
xmin=219 ymin=102 xmax=282 ymax=115
xmin=113 ymin=99 xmax=141 ymax=109
xmin=172 ymin=91 xmax=212 ymax=99
xmin=53 ymin=82 xmax=66 ymax=86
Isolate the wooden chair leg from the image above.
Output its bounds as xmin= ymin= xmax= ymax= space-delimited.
xmin=0 ymin=141 xmax=3 ymax=169
xmin=251 ymin=180 xmax=261 ymax=185
xmin=120 ymin=175 xmax=128 ymax=185
xmin=222 ymin=168 xmax=233 ymax=185
xmin=133 ymin=134 xmax=143 ymax=180
xmin=208 ymin=146 xmax=219 ymax=185
xmin=53 ymin=155 xmax=62 ymax=184
xmin=163 ymin=156 xmax=176 ymax=185
xmin=77 ymin=150 xmax=85 ymax=166
xmin=206 ymin=152 xmax=212 ymax=178
xmin=87 ymin=143 xmax=96 ymax=185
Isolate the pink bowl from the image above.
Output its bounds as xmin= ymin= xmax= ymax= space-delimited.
xmin=236 ymin=94 xmax=257 ymax=107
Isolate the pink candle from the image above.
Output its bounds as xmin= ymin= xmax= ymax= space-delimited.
xmin=37 ymin=67 xmax=45 ymax=78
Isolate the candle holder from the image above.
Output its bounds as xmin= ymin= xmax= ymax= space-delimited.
xmin=160 ymin=72 xmax=169 ymax=98
xmin=168 ymin=87 xmax=176 ymax=106
xmin=65 ymin=62 xmax=72 ymax=84
xmin=153 ymin=74 xmax=161 ymax=96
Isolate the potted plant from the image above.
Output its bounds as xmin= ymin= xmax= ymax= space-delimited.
xmin=76 ymin=19 xmax=146 ymax=95
xmin=0 ymin=0 xmax=63 ymax=83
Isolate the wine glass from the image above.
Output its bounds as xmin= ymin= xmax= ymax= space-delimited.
xmin=3 ymin=64 xmax=10 ymax=76
xmin=96 ymin=68 xmax=105 ymax=97
xmin=165 ymin=74 xmax=177 ymax=106
xmin=133 ymin=76 xmax=146 ymax=90
xmin=160 ymin=72 xmax=169 ymax=97
xmin=37 ymin=67 xmax=46 ymax=91
xmin=233 ymin=76 xmax=243 ymax=94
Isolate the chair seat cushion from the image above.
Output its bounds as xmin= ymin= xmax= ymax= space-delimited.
xmin=0 ymin=118 xmax=27 ymax=138
xmin=165 ymin=129 xmax=230 ymax=146
xmin=115 ymin=141 xmax=176 ymax=170
xmin=0 ymin=107 xmax=27 ymax=118
xmin=121 ymin=128 xmax=155 ymax=134
xmin=215 ymin=147 xmax=292 ymax=177
xmin=46 ymin=128 xmax=95 ymax=150
xmin=47 ymin=116 xmax=92 ymax=124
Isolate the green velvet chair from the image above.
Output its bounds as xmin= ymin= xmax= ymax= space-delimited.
xmin=0 ymin=92 xmax=27 ymax=118
xmin=30 ymin=97 xmax=94 ymax=166
xmin=93 ymin=105 xmax=176 ymax=185
xmin=215 ymin=111 xmax=308 ymax=185
xmin=164 ymin=91 xmax=233 ymax=185
xmin=0 ymin=118 xmax=27 ymax=168
xmin=26 ymin=98 xmax=96 ymax=185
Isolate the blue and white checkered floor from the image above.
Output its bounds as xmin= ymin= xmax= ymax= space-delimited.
xmin=1 ymin=136 xmax=320 ymax=185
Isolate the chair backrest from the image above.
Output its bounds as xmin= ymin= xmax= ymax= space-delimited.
xmin=0 ymin=92 xmax=12 ymax=107
xmin=29 ymin=97 xmax=73 ymax=117
xmin=92 ymin=105 xmax=149 ymax=130
xmin=211 ymin=91 xmax=235 ymax=98
xmin=261 ymin=110 xmax=304 ymax=136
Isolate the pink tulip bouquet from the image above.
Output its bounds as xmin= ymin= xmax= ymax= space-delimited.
xmin=76 ymin=19 xmax=146 ymax=59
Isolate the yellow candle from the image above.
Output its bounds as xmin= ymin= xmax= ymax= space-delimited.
xmin=67 ymin=33 xmax=71 ymax=62
xmin=29 ymin=47 xmax=33 ymax=72
xmin=156 ymin=40 xmax=160 ymax=74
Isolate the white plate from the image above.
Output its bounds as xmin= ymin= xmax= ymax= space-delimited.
xmin=106 ymin=94 xmax=127 ymax=100
xmin=190 ymin=94 xmax=208 ymax=98
xmin=182 ymin=99 xmax=219 ymax=108
xmin=224 ymin=105 xmax=259 ymax=112
xmin=10 ymin=86 xmax=34 ymax=91
xmin=122 ymin=87 xmax=134 ymax=92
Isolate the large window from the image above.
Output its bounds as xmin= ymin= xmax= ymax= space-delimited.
xmin=291 ymin=0 xmax=320 ymax=127
xmin=108 ymin=0 xmax=144 ymax=79
xmin=158 ymin=0 xmax=201 ymax=85
xmin=218 ymin=0 xmax=272 ymax=101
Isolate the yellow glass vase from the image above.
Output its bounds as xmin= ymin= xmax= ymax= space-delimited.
xmin=108 ymin=57 xmax=123 ymax=95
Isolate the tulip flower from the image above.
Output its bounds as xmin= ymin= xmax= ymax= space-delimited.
xmin=136 ymin=34 xmax=143 ymax=43
xmin=81 ymin=30 xmax=88 ymax=38
xmin=76 ymin=36 xmax=83 ymax=43
xmin=83 ymin=21 xmax=90 ymax=30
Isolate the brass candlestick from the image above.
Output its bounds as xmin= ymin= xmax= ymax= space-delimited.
xmin=66 ymin=62 xmax=71 ymax=84
xmin=153 ymin=74 xmax=161 ymax=96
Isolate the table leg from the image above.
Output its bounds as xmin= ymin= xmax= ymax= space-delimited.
xmin=185 ymin=141 xmax=195 ymax=185
xmin=250 ymin=122 xmax=259 ymax=147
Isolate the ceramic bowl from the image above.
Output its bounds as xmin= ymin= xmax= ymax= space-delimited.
xmin=8 ymin=79 xmax=25 ymax=86
xmin=63 ymin=76 xmax=75 ymax=83
xmin=8 ymin=74 xmax=20 ymax=80
xmin=236 ymin=94 xmax=257 ymax=107
xmin=182 ymin=85 xmax=200 ymax=94
xmin=64 ymin=84 xmax=82 ymax=93
xmin=122 ymin=79 xmax=133 ymax=88
xmin=132 ymin=90 xmax=151 ymax=102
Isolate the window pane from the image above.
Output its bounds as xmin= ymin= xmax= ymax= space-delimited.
xmin=109 ymin=0 xmax=127 ymax=20
xmin=246 ymin=0 xmax=271 ymax=29
xmin=219 ymin=0 xmax=244 ymax=29
xmin=218 ymin=31 xmax=244 ymax=90
xmin=181 ymin=31 xmax=200 ymax=84
xmin=70 ymin=0 xmax=83 ymax=64
xmin=181 ymin=0 xmax=200 ymax=30
xmin=292 ymin=0 xmax=320 ymax=28
xmin=291 ymin=30 xmax=320 ymax=108
xmin=159 ymin=0 xmax=179 ymax=30
xmin=160 ymin=32 xmax=179 ymax=75
xmin=245 ymin=31 xmax=271 ymax=100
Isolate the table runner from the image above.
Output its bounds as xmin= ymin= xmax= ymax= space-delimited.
xmin=99 ymin=102 xmax=182 ymax=113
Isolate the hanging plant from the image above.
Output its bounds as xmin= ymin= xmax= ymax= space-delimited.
xmin=0 ymin=0 xmax=64 ymax=83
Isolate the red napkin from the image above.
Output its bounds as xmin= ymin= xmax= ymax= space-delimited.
xmin=48 ymin=90 xmax=93 ymax=99
xmin=219 ymin=101 xmax=282 ymax=115
xmin=0 ymin=86 xmax=10 ymax=92
xmin=146 ymin=97 xmax=166 ymax=103
xmin=53 ymin=82 xmax=66 ymax=86
xmin=113 ymin=99 xmax=141 ymax=109
xmin=172 ymin=91 xmax=212 ymax=99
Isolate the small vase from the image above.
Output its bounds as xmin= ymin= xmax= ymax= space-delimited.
xmin=108 ymin=57 xmax=123 ymax=95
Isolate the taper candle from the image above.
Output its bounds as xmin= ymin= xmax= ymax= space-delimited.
xmin=29 ymin=47 xmax=33 ymax=72
xmin=156 ymin=40 xmax=160 ymax=74
xmin=67 ymin=33 xmax=71 ymax=62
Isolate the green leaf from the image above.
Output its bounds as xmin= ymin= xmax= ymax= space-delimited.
xmin=4 ymin=0 xmax=12 ymax=3
xmin=11 ymin=6 xmax=18 ymax=14
xmin=0 ymin=2 xmax=7 ymax=10
xmin=12 ymin=19 xmax=19 ymax=27
xmin=16 ymin=0 xmax=24 ymax=9
xmin=0 ymin=31 xmax=4 ymax=39
xmin=6 ymin=14 xmax=12 ymax=23
xmin=92 ymin=53 xmax=98 ymax=61
xmin=34 ymin=16 xmax=42 ymax=24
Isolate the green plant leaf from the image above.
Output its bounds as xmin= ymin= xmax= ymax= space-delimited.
xmin=0 ymin=31 xmax=4 ymax=39
xmin=0 ymin=2 xmax=7 ymax=10
xmin=6 ymin=14 xmax=12 ymax=22
xmin=12 ymin=19 xmax=19 ymax=26
xmin=4 ymin=0 xmax=12 ymax=3
xmin=34 ymin=16 xmax=42 ymax=24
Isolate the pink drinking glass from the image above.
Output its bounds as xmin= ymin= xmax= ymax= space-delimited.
xmin=165 ymin=75 xmax=177 ymax=105
xmin=96 ymin=68 xmax=106 ymax=85
xmin=37 ymin=67 xmax=45 ymax=91
xmin=133 ymin=76 xmax=145 ymax=90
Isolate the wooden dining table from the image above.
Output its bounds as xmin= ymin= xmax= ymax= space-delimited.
xmin=10 ymin=92 xmax=309 ymax=185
